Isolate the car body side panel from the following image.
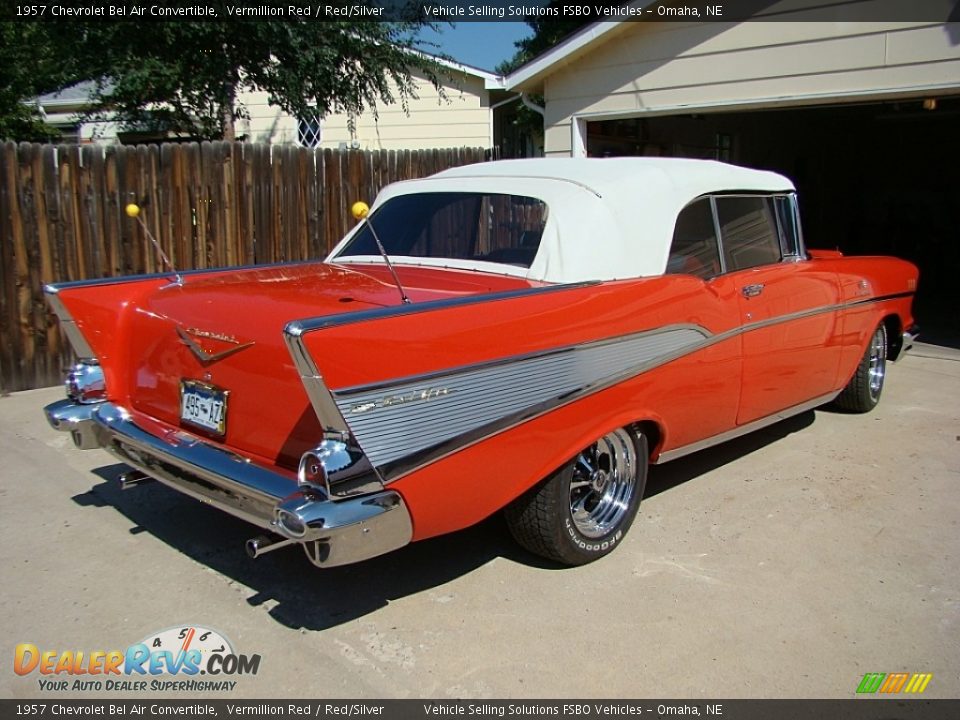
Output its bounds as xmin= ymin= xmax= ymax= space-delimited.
xmin=297 ymin=276 xmax=745 ymax=539
xmin=820 ymin=256 xmax=918 ymax=385
xmin=388 ymin=336 xmax=743 ymax=541
xmin=731 ymin=261 xmax=842 ymax=425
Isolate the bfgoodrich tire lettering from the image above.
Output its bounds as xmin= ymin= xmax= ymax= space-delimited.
xmin=505 ymin=427 xmax=648 ymax=565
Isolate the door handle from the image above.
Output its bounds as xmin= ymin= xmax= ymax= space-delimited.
xmin=741 ymin=283 xmax=765 ymax=298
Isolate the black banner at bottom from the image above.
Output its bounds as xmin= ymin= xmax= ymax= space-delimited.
xmin=1 ymin=700 xmax=958 ymax=720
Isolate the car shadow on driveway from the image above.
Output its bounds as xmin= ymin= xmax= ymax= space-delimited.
xmin=645 ymin=410 xmax=815 ymax=498
xmin=69 ymin=410 xmax=815 ymax=632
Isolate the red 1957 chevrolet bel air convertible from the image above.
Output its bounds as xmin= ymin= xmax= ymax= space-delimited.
xmin=44 ymin=158 xmax=918 ymax=567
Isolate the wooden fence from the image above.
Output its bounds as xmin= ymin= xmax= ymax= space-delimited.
xmin=0 ymin=141 xmax=494 ymax=392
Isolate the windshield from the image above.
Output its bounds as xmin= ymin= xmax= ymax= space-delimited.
xmin=335 ymin=192 xmax=549 ymax=269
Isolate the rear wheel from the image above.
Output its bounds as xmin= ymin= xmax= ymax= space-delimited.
xmin=834 ymin=323 xmax=887 ymax=413
xmin=505 ymin=427 xmax=648 ymax=565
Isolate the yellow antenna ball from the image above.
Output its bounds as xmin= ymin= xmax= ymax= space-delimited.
xmin=125 ymin=203 xmax=141 ymax=218
xmin=351 ymin=201 xmax=369 ymax=220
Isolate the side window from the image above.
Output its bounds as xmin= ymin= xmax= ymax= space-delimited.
xmin=774 ymin=194 xmax=802 ymax=258
xmin=666 ymin=198 xmax=722 ymax=280
xmin=715 ymin=196 xmax=782 ymax=271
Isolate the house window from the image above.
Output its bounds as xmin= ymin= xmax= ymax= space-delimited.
xmin=297 ymin=115 xmax=322 ymax=147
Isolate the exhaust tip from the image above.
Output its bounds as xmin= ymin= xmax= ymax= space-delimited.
xmin=245 ymin=538 xmax=264 ymax=559
xmin=118 ymin=470 xmax=153 ymax=490
xmin=246 ymin=535 xmax=295 ymax=559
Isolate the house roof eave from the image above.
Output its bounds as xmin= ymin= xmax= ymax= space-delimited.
xmin=503 ymin=17 xmax=639 ymax=93
xmin=408 ymin=47 xmax=505 ymax=88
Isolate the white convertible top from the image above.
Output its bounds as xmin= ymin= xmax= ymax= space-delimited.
xmin=328 ymin=158 xmax=794 ymax=283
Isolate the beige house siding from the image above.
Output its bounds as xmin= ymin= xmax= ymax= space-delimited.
xmin=538 ymin=17 xmax=960 ymax=156
xmin=241 ymin=70 xmax=492 ymax=150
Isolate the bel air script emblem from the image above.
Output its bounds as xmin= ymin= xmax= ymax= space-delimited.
xmin=350 ymin=387 xmax=453 ymax=414
xmin=176 ymin=325 xmax=254 ymax=365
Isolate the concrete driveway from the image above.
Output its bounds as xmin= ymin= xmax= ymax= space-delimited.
xmin=1 ymin=349 xmax=958 ymax=699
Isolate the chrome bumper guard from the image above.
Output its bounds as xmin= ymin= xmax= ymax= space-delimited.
xmin=44 ymin=399 xmax=101 ymax=449
xmin=47 ymin=401 xmax=413 ymax=567
xmin=900 ymin=324 xmax=919 ymax=358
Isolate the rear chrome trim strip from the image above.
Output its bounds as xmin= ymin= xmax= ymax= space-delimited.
xmin=655 ymin=391 xmax=841 ymax=464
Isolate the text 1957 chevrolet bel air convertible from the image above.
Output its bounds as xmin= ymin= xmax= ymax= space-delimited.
xmin=44 ymin=158 xmax=918 ymax=567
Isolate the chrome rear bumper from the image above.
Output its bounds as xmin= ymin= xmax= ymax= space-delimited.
xmin=44 ymin=400 xmax=413 ymax=567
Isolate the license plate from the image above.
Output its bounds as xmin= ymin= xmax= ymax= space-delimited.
xmin=180 ymin=379 xmax=229 ymax=436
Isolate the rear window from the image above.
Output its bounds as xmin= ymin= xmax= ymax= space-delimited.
xmin=336 ymin=192 xmax=548 ymax=268
xmin=666 ymin=198 xmax=722 ymax=280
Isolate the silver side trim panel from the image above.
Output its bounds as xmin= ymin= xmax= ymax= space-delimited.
xmin=282 ymin=282 xmax=598 ymax=493
xmin=654 ymin=391 xmax=840 ymax=464
xmin=335 ymin=325 xmax=709 ymax=477
xmin=284 ymin=286 xmax=913 ymax=483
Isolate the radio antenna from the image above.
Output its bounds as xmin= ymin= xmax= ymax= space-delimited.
xmin=351 ymin=201 xmax=411 ymax=305
xmin=125 ymin=202 xmax=182 ymax=285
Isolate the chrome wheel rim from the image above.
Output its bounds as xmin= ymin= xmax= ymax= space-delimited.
xmin=868 ymin=325 xmax=887 ymax=401
xmin=569 ymin=428 xmax=639 ymax=539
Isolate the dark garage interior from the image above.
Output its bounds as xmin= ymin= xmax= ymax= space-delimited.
xmin=587 ymin=97 xmax=960 ymax=345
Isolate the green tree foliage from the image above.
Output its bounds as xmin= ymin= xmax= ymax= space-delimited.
xmin=0 ymin=23 xmax=83 ymax=141
xmin=2 ymin=14 xmax=444 ymax=142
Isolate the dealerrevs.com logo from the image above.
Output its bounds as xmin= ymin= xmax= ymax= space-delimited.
xmin=14 ymin=625 xmax=261 ymax=692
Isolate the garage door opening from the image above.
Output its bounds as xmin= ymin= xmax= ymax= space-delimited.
xmin=587 ymin=98 xmax=960 ymax=345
